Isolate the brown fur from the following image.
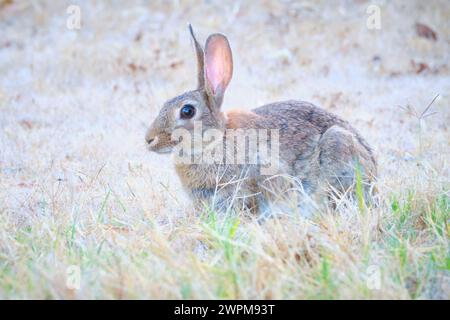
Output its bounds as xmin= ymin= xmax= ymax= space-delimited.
xmin=225 ymin=109 xmax=262 ymax=129
xmin=145 ymin=26 xmax=377 ymax=214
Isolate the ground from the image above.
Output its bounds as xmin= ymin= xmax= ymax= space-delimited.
xmin=0 ymin=0 xmax=449 ymax=299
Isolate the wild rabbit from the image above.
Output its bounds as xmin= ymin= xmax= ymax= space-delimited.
xmin=145 ymin=25 xmax=377 ymax=215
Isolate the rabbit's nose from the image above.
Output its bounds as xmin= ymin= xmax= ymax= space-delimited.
xmin=145 ymin=129 xmax=156 ymax=145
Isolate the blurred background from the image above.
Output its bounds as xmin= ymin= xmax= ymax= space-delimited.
xmin=1 ymin=0 xmax=449 ymax=216
xmin=0 ymin=0 xmax=448 ymax=299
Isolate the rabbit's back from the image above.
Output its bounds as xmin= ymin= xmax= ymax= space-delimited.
xmin=250 ymin=100 xmax=375 ymax=163
xmin=252 ymin=100 xmax=344 ymax=134
xmin=246 ymin=100 xmax=377 ymax=197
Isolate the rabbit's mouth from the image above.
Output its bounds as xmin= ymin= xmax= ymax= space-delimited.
xmin=148 ymin=143 xmax=174 ymax=154
xmin=146 ymin=135 xmax=175 ymax=154
xmin=151 ymin=146 xmax=173 ymax=154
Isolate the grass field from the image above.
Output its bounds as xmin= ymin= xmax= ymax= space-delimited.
xmin=0 ymin=0 xmax=449 ymax=299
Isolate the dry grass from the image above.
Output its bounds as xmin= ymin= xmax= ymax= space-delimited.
xmin=0 ymin=0 xmax=449 ymax=299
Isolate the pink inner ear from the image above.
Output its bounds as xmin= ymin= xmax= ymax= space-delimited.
xmin=205 ymin=36 xmax=232 ymax=95
xmin=205 ymin=59 xmax=222 ymax=95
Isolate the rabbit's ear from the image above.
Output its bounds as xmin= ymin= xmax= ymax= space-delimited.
xmin=204 ymin=33 xmax=233 ymax=109
xmin=189 ymin=24 xmax=205 ymax=89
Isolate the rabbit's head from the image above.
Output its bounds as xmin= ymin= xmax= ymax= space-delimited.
xmin=145 ymin=25 xmax=233 ymax=154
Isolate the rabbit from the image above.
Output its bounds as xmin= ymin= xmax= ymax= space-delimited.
xmin=145 ymin=25 xmax=377 ymax=215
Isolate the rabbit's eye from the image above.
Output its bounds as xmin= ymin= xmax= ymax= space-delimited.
xmin=180 ymin=104 xmax=196 ymax=119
